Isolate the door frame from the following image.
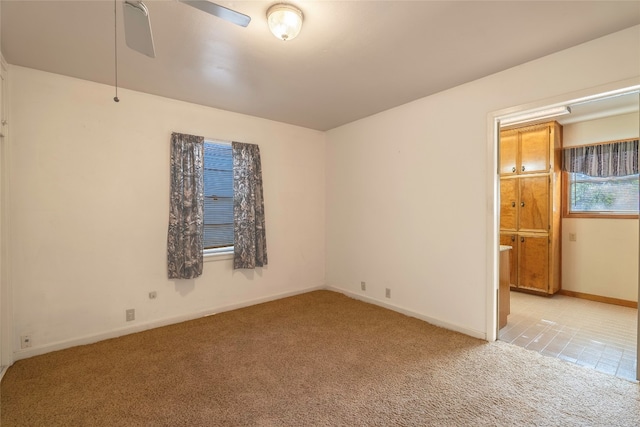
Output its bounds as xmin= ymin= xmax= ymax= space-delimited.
xmin=485 ymin=78 xmax=640 ymax=379
xmin=0 ymin=56 xmax=11 ymax=376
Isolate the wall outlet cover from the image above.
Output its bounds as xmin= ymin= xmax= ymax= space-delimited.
xmin=20 ymin=335 xmax=32 ymax=349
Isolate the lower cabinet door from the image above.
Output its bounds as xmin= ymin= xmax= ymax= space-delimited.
xmin=500 ymin=233 xmax=518 ymax=287
xmin=518 ymin=235 xmax=549 ymax=292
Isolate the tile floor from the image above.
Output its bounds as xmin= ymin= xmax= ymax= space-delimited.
xmin=499 ymin=291 xmax=638 ymax=382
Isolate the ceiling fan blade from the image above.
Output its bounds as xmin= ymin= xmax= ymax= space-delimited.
xmin=122 ymin=1 xmax=156 ymax=58
xmin=179 ymin=0 xmax=251 ymax=27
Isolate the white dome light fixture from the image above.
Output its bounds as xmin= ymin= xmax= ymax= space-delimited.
xmin=267 ymin=3 xmax=303 ymax=41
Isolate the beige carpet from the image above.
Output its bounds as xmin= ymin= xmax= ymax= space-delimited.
xmin=1 ymin=290 xmax=639 ymax=426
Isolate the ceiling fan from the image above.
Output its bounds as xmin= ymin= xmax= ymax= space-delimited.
xmin=122 ymin=0 xmax=251 ymax=58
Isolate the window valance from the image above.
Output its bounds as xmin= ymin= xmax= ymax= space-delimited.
xmin=562 ymin=139 xmax=638 ymax=177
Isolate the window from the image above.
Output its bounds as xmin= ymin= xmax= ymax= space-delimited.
xmin=203 ymin=141 xmax=234 ymax=252
xmin=563 ymin=138 xmax=639 ymax=218
xmin=566 ymin=172 xmax=639 ymax=215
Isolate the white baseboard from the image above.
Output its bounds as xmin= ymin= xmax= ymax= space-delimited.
xmin=12 ymin=285 xmax=324 ymax=361
xmin=326 ymin=286 xmax=486 ymax=340
xmin=12 ymin=284 xmax=485 ymax=361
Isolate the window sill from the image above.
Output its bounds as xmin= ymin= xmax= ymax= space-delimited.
xmin=203 ymin=247 xmax=234 ymax=262
xmin=563 ymin=212 xmax=639 ymax=219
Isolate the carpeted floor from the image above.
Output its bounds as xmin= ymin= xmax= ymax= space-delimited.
xmin=1 ymin=290 xmax=639 ymax=426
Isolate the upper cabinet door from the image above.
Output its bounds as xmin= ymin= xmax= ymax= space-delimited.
xmin=499 ymin=131 xmax=518 ymax=175
xmin=519 ymin=126 xmax=550 ymax=174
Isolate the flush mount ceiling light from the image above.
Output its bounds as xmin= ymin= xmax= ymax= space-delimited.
xmin=500 ymin=106 xmax=571 ymax=127
xmin=267 ymin=3 xmax=303 ymax=41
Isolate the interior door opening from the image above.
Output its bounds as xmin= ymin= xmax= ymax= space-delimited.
xmin=492 ymin=86 xmax=640 ymax=382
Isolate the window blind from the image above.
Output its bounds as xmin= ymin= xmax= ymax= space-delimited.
xmin=203 ymin=142 xmax=234 ymax=249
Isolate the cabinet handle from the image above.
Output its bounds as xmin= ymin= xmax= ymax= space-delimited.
xmin=522 ymin=165 xmax=525 ymax=172
xmin=511 ymin=236 xmax=515 ymax=242
xmin=511 ymin=202 xmax=515 ymax=207
xmin=511 ymin=166 xmax=516 ymax=172
xmin=520 ymin=237 xmax=525 ymax=243
xmin=520 ymin=202 xmax=525 ymax=207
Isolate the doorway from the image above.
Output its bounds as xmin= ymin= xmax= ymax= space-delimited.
xmin=488 ymin=83 xmax=640 ymax=381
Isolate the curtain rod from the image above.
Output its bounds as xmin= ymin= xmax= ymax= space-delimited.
xmin=563 ymin=137 xmax=638 ymax=150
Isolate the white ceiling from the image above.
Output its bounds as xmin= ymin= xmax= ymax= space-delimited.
xmin=2 ymin=0 xmax=640 ymax=131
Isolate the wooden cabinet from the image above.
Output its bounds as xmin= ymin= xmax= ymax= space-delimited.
xmin=499 ymin=122 xmax=561 ymax=295
xmin=500 ymin=126 xmax=550 ymax=176
xmin=499 ymin=179 xmax=517 ymax=230
xmin=520 ymin=127 xmax=550 ymax=174
xmin=499 ymin=246 xmax=512 ymax=329
xmin=518 ymin=234 xmax=549 ymax=292
xmin=499 ymin=131 xmax=518 ymax=175
xmin=519 ymin=176 xmax=549 ymax=232
xmin=500 ymin=176 xmax=549 ymax=232
xmin=500 ymin=234 xmax=518 ymax=287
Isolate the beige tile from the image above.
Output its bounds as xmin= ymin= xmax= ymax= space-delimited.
xmin=577 ymin=351 xmax=600 ymax=367
xmin=616 ymin=368 xmax=638 ymax=382
xmin=560 ymin=342 xmax=584 ymax=359
xmin=601 ymin=346 xmax=624 ymax=361
xmin=618 ymin=357 xmax=637 ymax=370
xmin=499 ymin=291 xmax=638 ymax=382
xmin=526 ymin=331 xmax=558 ymax=352
xmin=557 ymin=353 xmax=578 ymax=363
xmin=595 ymin=361 xmax=618 ymax=375
xmin=544 ymin=337 xmax=569 ymax=354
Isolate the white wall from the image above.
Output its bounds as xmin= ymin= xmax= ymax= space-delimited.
xmin=9 ymin=66 xmax=326 ymax=358
xmin=562 ymin=218 xmax=638 ymax=301
xmin=325 ymin=26 xmax=640 ymax=338
xmin=562 ymin=112 xmax=639 ymax=302
xmin=564 ymin=112 xmax=639 ymax=146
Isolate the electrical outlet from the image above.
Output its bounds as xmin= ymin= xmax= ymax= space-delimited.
xmin=385 ymin=288 xmax=391 ymax=298
xmin=361 ymin=281 xmax=366 ymax=291
xmin=126 ymin=309 xmax=135 ymax=322
xmin=20 ymin=335 xmax=32 ymax=349
xmin=149 ymin=291 xmax=157 ymax=300
xmin=569 ymin=233 xmax=577 ymax=242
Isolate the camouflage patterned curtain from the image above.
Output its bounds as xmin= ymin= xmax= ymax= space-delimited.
xmin=232 ymin=141 xmax=268 ymax=269
xmin=167 ymin=132 xmax=205 ymax=279
xmin=563 ymin=139 xmax=638 ymax=177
